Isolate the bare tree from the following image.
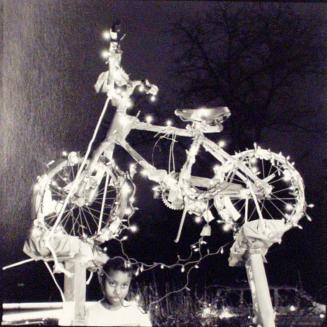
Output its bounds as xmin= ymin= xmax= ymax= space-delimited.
xmin=170 ymin=3 xmax=326 ymax=148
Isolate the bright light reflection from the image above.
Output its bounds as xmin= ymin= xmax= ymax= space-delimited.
xmin=218 ymin=140 xmax=226 ymax=148
xmin=129 ymin=224 xmax=138 ymax=233
xmin=166 ymin=120 xmax=173 ymax=126
xmin=145 ymin=115 xmax=153 ymax=123
xmin=222 ymin=223 xmax=233 ymax=232
xmin=102 ymin=30 xmax=111 ymax=40
xmin=101 ymin=49 xmax=110 ymax=59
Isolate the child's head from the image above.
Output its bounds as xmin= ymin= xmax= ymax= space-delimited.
xmin=99 ymin=257 xmax=134 ymax=307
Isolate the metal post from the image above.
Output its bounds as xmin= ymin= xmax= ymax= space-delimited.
xmin=246 ymin=254 xmax=275 ymax=327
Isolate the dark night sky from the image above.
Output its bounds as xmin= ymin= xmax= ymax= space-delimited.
xmin=2 ymin=1 xmax=327 ymax=305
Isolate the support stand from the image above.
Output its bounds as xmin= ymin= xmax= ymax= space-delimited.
xmin=59 ymin=261 xmax=86 ymax=326
xmin=246 ymin=254 xmax=275 ymax=327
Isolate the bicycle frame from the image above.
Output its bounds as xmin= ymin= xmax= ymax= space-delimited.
xmin=83 ymin=107 xmax=267 ymax=202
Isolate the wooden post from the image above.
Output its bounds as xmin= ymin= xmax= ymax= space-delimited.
xmin=59 ymin=261 xmax=86 ymax=326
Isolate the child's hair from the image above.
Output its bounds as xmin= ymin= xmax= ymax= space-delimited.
xmin=101 ymin=257 xmax=135 ymax=279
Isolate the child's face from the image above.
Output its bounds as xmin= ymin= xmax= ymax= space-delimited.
xmin=103 ymin=269 xmax=132 ymax=307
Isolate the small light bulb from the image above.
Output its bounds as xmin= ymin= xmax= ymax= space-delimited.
xmin=121 ymin=236 xmax=128 ymax=241
xmin=213 ymin=164 xmax=220 ymax=172
xmin=138 ymin=85 xmax=145 ymax=93
xmin=101 ymin=49 xmax=110 ymax=59
xmin=195 ymin=264 xmax=199 ymax=269
xmin=218 ymin=140 xmax=226 ymax=148
xmin=181 ymin=266 xmax=185 ymax=273
xmin=222 ymin=223 xmax=233 ymax=232
xmin=141 ymin=169 xmax=148 ymax=177
xmin=289 ymin=305 xmax=297 ymax=312
xmin=194 ymin=216 xmax=202 ymax=224
xmin=283 ymin=171 xmax=292 ymax=182
xmin=129 ymin=224 xmax=138 ymax=233
xmin=102 ymin=30 xmax=111 ymax=41
xmin=121 ymin=184 xmax=132 ymax=195
xmin=166 ymin=120 xmax=173 ymax=126
xmin=145 ymin=115 xmax=153 ymax=123
xmin=62 ymin=151 xmax=68 ymax=157
xmin=125 ymin=99 xmax=133 ymax=109
xmin=150 ymin=95 xmax=156 ymax=102
xmin=285 ymin=203 xmax=293 ymax=211
xmin=125 ymin=208 xmax=132 ymax=215
xmin=160 ymin=264 xmax=164 ymax=269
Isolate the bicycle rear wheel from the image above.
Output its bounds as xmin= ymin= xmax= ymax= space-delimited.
xmin=217 ymin=148 xmax=306 ymax=228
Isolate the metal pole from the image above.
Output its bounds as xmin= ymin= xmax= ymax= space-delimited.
xmin=246 ymin=254 xmax=275 ymax=327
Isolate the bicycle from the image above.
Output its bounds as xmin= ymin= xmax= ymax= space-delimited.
xmin=32 ymin=24 xmax=307 ymax=254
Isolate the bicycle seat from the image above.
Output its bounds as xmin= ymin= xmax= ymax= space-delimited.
xmin=174 ymin=107 xmax=230 ymax=125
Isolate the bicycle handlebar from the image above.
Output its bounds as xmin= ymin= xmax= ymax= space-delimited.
xmin=95 ymin=24 xmax=159 ymax=110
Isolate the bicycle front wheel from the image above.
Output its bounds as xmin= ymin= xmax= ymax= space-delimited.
xmin=33 ymin=152 xmax=134 ymax=240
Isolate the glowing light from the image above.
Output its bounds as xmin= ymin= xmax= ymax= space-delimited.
xmin=138 ymin=85 xmax=145 ymax=93
xmin=283 ymin=170 xmax=292 ymax=182
xmin=202 ymin=307 xmax=212 ymax=316
xmin=141 ymin=169 xmax=148 ymax=177
xmin=124 ymin=208 xmax=132 ymax=215
xmin=102 ymin=30 xmax=111 ymax=41
xmin=129 ymin=163 xmax=136 ymax=171
xmin=101 ymin=49 xmax=110 ymax=59
xmin=218 ymin=140 xmax=226 ymax=148
xmin=121 ymin=183 xmax=132 ymax=195
xmin=289 ymin=305 xmax=297 ymax=312
xmin=130 ymin=196 xmax=135 ymax=203
xmin=150 ymin=95 xmax=157 ymax=102
xmin=145 ymin=115 xmax=153 ymax=123
xmin=194 ymin=216 xmax=202 ymax=224
xmin=213 ymin=164 xmax=220 ymax=173
xmin=160 ymin=264 xmax=165 ymax=269
xmin=62 ymin=151 xmax=68 ymax=157
xmin=222 ymin=223 xmax=233 ymax=232
xmin=195 ymin=265 xmax=199 ymax=269
xmin=125 ymin=98 xmax=133 ymax=109
xmin=166 ymin=120 xmax=173 ymax=126
xmin=251 ymin=166 xmax=259 ymax=174
xmin=308 ymin=203 xmax=315 ymax=208
xmin=181 ymin=266 xmax=185 ymax=272
xmin=219 ymin=307 xmax=235 ymax=319
xmin=129 ymin=224 xmax=138 ymax=233
xmin=121 ymin=236 xmax=128 ymax=241
xmin=320 ymin=313 xmax=325 ymax=319
xmin=285 ymin=203 xmax=293 ymax=211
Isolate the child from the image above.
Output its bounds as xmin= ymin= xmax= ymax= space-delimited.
xmin=86 ymin=257 xmax=152 ymax=326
